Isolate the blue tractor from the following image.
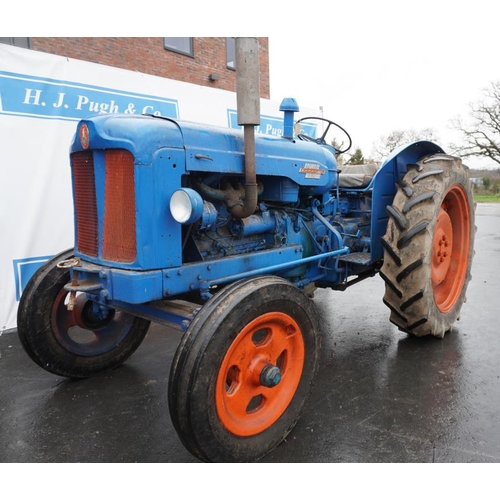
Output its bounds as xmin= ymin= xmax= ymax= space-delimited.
xmin=17 ymin=39 xmax=475 ymax=462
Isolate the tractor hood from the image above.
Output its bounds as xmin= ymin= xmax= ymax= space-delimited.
xmin=71 ymin=113 xmax=338 ymax=193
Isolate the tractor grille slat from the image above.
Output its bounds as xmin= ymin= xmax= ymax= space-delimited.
xmin=72 ymin=151 xmax=98 ymax=257
xmin=102 ymin=150 xmax=137 ymax=263
xmin=71 ymin=149 xmax=137 ymax=263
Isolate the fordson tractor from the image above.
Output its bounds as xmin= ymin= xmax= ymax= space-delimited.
xmin=17 ymin=39 xmax=475 ymax=462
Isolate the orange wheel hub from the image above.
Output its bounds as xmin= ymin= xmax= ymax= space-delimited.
xmin=431 ymin=185 xmax=471 ymax=313
xmin=215 ymin=311 xmax=305 ymax=436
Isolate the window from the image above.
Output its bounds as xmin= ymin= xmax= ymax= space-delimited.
xmin=0 ymin=37 xmax=30 ymax=48
xmin=226 ymin=37 xmax=235 ymax=70
xmin=164 ymin=37 xmax=193 ymax=56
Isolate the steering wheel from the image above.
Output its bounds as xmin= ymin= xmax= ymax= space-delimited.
xmin=295 ymin=116 xmax=352 ymax=154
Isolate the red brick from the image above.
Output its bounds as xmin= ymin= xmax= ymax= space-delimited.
xmin=30 ymin=37 xmax=270 ymax=98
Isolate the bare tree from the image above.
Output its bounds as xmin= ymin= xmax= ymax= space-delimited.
xmin=371 ymin=128 xmax=439 ymax=161
xmin=346 ymin=147 xmax=365 ymax=165
xmin=451 ymin=80 xmax=500 ymax=166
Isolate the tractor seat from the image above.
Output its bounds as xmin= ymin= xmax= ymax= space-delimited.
xmin=338 ymin=164 xmax=379 ymax=188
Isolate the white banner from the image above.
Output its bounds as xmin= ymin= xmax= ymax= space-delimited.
xmin=0 ymin=43 xmax=319 ymax=332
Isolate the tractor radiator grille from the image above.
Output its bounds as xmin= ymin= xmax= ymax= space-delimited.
xmin=71 ymin=149 xmax=137 ymax=263
xmin=102 ymin=150 xmax=137 ymax=263
xmin=72 ymin=150 xmax=98 ymax=257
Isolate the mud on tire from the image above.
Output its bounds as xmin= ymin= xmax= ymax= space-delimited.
xmin=380 ymin=154 xmax=475 ymax=338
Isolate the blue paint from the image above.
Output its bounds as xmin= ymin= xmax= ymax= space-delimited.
xmin=12 ymin=255 xmax=53 ymax=300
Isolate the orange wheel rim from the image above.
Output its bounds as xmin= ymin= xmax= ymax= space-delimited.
xmin=215 ymin=311 xmax=305 ymax=437
xmin=431 ymin=184 xmax=471 ymax=313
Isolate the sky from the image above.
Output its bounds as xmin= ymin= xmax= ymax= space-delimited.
xmin=265 ymin=1 xmax=500 ymax=169
xmin=9 ymin=0 xmax=500 ymax=169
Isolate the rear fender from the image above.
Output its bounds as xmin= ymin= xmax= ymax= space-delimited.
xmin=378 ymin=140 xmax=445 ymax=183
xmin=370 ymin=141 xmax=445 ymax=262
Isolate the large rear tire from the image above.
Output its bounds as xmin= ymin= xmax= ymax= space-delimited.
xmin=168 ymin=276 xmax=320 ymax=462
xmin=17 ymin=250 xmax=151 ymax=378
xmin=380 ymin=154 xmax=475 ymax=338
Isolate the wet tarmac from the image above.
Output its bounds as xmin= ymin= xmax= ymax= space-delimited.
xmin=1 ymin=203 xmax=499 ymax=463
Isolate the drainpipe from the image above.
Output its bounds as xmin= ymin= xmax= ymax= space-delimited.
xmin=230 ymin=37 xmax=260 ymax=219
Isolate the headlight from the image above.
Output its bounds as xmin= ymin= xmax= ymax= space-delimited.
xmin=170 ymin=188 xmax=204 ymax=224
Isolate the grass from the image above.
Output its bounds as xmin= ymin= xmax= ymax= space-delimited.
xmin=474 ymin=194 xmax=500 ymax=203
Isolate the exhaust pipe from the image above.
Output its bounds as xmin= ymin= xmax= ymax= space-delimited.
xmin=229 ymin=37 xmax=260 ymax=219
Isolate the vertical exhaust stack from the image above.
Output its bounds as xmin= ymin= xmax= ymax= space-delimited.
xmin=230 ymin=37 xmax=260 ymax=219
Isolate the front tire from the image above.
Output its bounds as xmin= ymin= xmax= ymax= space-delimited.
xmin=168 ymin=276 xmax=320 ymax=462
xmin=17 ymin=250 xmax=151 ymax=378
xmin=380 ymin=154 xmax=475 ymax=338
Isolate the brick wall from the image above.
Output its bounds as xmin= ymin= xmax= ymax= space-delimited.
xmin=30 ymin=37 xmax=270 ymax=98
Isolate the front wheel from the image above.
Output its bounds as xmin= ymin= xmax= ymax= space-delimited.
xmin=17 ymin=250 xmax=151 ymax=378
xmin=168 ymin=276 xmax=321 ymax=462
xmin=380 ymin=154 xmax=475 ymax=338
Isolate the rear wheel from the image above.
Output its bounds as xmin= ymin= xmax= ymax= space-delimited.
xmin=168 ymin=276 xmax=320 ymax=462
xmin=380 ymin=154 xmax=475 ymax=338
xmin=17 ymin=250 xmax=151 ymax=378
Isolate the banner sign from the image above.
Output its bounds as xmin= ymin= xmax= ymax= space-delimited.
xmin=12 ymin=255 xmax=54 ymax=301
xmin=0 ymin=70 xmax=179 ymax=121
xmin=227 ymin=109 xmax=317 ymax=137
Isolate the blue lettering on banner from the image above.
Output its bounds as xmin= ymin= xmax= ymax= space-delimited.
xmin=227 ymin=109 xmax=317 ymax=137
xmin=0 ymin=71 xmax=179 ymax=121
xmin=13 ymin=255 xmax=53 ymax=301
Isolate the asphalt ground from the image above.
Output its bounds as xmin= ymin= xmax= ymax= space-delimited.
xmin=1 ymin=203 xmax=499 ymax=465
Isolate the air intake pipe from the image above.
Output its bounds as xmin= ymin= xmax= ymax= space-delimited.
xmin=230 ymin=37 xmax=260 ymax=219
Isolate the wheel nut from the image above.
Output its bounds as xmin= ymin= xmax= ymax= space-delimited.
xmin=260 ymin=364 xmax=281 ymax=388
